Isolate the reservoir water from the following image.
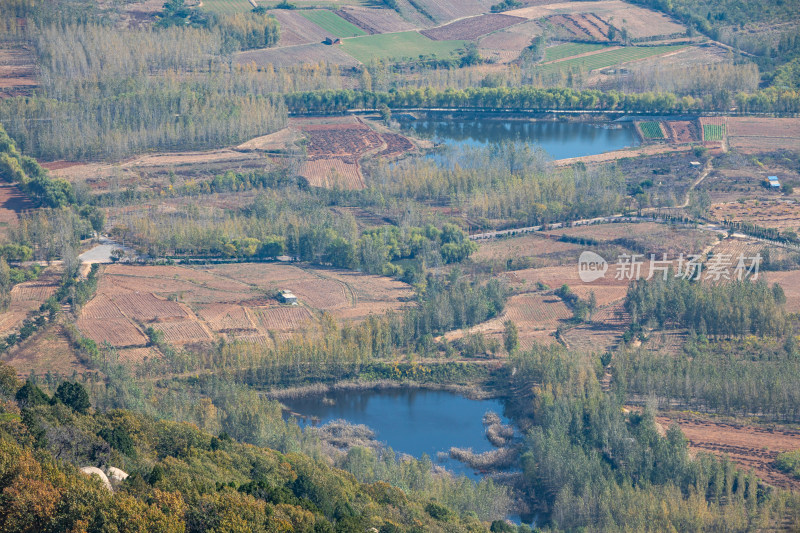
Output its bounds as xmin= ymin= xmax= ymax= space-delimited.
xmin=397 ymin=114 xmax=640 ymax=159
xmin=282 ymin=388 xmax=512 ymax=479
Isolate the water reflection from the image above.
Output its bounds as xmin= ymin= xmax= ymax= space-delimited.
xmin=397 ymin=115 xmax=639 ymax=159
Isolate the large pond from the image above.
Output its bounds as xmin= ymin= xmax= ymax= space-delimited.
xmin=282 ymin=388 xmax=512 ymax=479
xmin=396 ymin=114 xmax=640 ymax=159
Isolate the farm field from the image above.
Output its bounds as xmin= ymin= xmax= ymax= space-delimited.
xmin=0 ymin=268 xmax=61 ymax=337
xmin=710 ymin=199 xmax=800 ymax=231
xmin=340 ymin=32 xmax=467 ymax=63
xmin=502 ymin=265 xmax=631 ymax=308
xmin=478 ymin=19 xmax=544 ymax=61
xmin=657 ymin=414 xmax=800 ymax=490
xmin=0 ymin=183 xmax=35 ymax=229
xmin=409 ymin=0 xmax=495 ymax=24
xmin=507 ymin=0 xmax=686 ymax=40
xmin=334 ymin=7 xmax=416 ymax=34
xmin=198 ymin=0 xmax=254 ymax=14
xmin=291 ymin=116 xmax=415 ymax=189
xmin=76 ymin=262 xmax=413 ymax=353
xmin=235 ymin=43 xmax=360 ymax=68
xmin=1 ymin=325 xmax=89 ymax=378
xmin=545 ymin=13 xmax=614 ymax=42
xmin=562 ymin=323 xmax=622 ymax=353
xmin=543 ymin=222 xmax=718 ymax=257
xmin=764 ymin=270 xmax=800 ymax=313
xmin=703 ymin=124 xmax=725 ymax=142
xmin=533 ymin=45 xmax=688 ymax=76
xmin=272 ymin=10 xmax=331 ymax=47
xmin=544 ymin=42 xmax=608 ymax=62
xmin=0 ymin=43 xmax=37 ymax=98
xmin=638 ymin=121 xmax=665 ymax=139
xmin=472 ymin=233 xmax=586 ymax=268
xmin=665 ymin=120 xmax=699 ymax=143
xmin=421 ymin=14 xmax=526 ymax=41
xmin=443 ymin=291 xmax=570 ymax=353
xmin=300 ymin=10 xmax=366 ymax=37
xmin=725 ymin=117 xmax=800 ymax=154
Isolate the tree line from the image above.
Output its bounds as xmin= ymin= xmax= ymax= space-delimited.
xmin=284 ymin=86 xmax=800 ymax=115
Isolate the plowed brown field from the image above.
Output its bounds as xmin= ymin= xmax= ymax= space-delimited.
xmin=657 ymin=414 xmax=800 ymax=490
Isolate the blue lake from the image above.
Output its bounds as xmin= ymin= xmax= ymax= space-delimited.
xmin=282 ymin=388 xmax=512 ymax=479
xmin=397 ymin=115 xmax=640 ymax=159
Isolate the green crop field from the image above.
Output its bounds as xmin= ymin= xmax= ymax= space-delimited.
xmin=534 ymin=45 xmax=688 ymax=76
xmin=200 ymin=0 xmax=254 ymax=14
xmin=300 ymin=10 xmax=366 ymax=37
xmin=544 ymin=43 xmax=609 ymax=62
xmin=639 ymin=121 xmax=664 ymax=139
xmin=341 ymin=32 xmax=466 ymax=63
xmin=703 ymin=124 xmax=725 ymax=141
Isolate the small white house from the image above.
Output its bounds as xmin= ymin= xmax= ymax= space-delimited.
xmin=279 ymin=291 xmax=298 ymax=305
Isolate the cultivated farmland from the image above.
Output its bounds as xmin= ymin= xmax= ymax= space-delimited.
xmin=725 ymin=117 xmax=800 ymax=153
xmin=334 ymin=7 xmax=416 ymax=34
xmin=292 ymin=116 xmax=415 ymax=189
xmin=657 ymin=414 xmax=800 ymax=491
xmin=421 ymin=14 xmax=526 ymax=41
xmin=0 ymin=183 xmax=35 ymax=230
xmin=235 ymin=43 xmax=360 ymax=69
xmin=410 ymin=0 xmax=495 ymax=24
xmin=665 ymin=120 xmax=699 ymax=143
xmin=443 ymin=291 xmax=571 ymax=354
xmin=77 ymin=262 xmax=413 ymax=351
xmin=507 ymin=0 xmax=686 ymax=40
xmin=711 ymin=199 xmax=800 ymax=231
xmin=341 ymin=32 xmax=466 ymax=63
xmin=0 ymin=268 xmax=61 ymax=336
xmin=703 ymin=124 xmax=725 ymax=142
xmin=199 ymin=0 xmax=254 ymax=14
xmin=544 ymin=42 xmax=608 ymax=62
xmin=300 ymin=10 xmax=366 ymax=38
xmin=533 ymin=45 xmax=688 ymax=76
xmin=764 ymin=270 xmax=800 ymax=313
xmin=0 ymin=43 xmax=37 ymax=98
xmin=272 ymin=10 xmax=330 ymax=46
xmin=1 ymin=325 xmax=88 ymax=378
xmin=638 ymin=121 xmax=665 ymax=139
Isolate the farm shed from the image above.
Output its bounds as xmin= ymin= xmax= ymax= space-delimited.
xmin=279 ymin=290 xmax=298 ymax=304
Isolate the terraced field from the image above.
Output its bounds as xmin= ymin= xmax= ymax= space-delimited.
xmin=421 ymin=14 xmax=525 ymax=41
xmin=76 ymin=262 xmax=413 ymax=352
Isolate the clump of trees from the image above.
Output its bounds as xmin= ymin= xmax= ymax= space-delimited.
xmin=624 ymin=273 xmax=787 ymax=337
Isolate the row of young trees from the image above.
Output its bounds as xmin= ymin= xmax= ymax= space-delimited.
xmin=285 ymin=85 xmax=800 ymax=115
xmin=614 ymin=334 xmax=800 ymax=421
